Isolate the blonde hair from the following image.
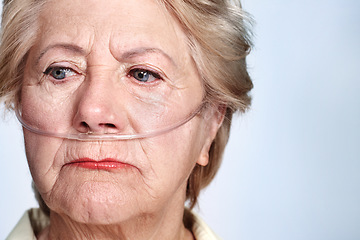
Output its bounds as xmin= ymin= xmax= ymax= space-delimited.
xmin=0 ymin=0 xmax=253 ymax=211
xmin=0 ymin=0 xmax=44 ymax=110
xmin=159 ymin=0 xmax=253 ymax=208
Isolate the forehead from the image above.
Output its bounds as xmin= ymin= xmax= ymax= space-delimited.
xmin=36 ymin=0 xmax=189 ymax=63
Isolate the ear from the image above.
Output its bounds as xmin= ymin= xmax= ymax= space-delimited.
xmin=196 ymin=104 xmax=226 ymax=166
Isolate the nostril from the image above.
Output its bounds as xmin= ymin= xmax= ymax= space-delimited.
xmin=80 ymin=121 xmax=116 ymax=132
xmin=79 ymin=121 xmax=91 ymax=133
xmin=100 ymin=123 xmax=117 ymax=128
xmin=77 ymin=119 xmax=118 ymax=134
xmin=80 ymin=121 xmax=90 ymax=129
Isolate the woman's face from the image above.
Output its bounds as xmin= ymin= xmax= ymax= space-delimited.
xmin=21 ymin=0 xmax=220 ymax=224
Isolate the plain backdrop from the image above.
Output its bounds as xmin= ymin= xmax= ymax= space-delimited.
xmin=1 ymin=0 xmax=360 ymax=239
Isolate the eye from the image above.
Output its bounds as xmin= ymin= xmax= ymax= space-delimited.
xmin=129 ymin=68 xmax=161 ymax=83
xmin=43 ymin=67 xmax=76 ymax=80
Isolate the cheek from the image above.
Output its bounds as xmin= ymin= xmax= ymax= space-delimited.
xmin=140 ymin=119 xmax=206 ymax=192
xmin=24 ymin=131 xmax=64 ymax=194
xmin=21 ymin=86 xmax=74 ymax=133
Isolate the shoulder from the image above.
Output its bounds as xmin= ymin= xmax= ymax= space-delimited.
xmin=6 ymin=208 xmax=49 ymax=240
xmin=184 ymin=209 xmax=222 ymax=240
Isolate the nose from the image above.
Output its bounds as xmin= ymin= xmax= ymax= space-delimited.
xmin=73 ymin=70 xmax=126 ymax=134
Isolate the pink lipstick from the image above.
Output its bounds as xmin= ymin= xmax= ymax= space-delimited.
xmin=67 ymin=158 xmax=131 ymax=170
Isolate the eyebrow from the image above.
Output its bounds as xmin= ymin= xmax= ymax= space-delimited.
xmin=120 ymin=47 xmax=177 ymax=68
xmin=37 ymin=44 xmax=176 ymax=67
xmin=36 ymin=43 xmax=87 ymax=65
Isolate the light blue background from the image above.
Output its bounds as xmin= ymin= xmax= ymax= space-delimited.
xmin=1 ymin=1 xmax=360 ymax=239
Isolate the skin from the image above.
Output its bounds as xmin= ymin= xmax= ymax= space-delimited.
xmin=21 ymin=0 xmax=223 ymax=239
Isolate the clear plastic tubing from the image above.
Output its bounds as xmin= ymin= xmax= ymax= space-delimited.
xmin=16 ymin=103 xmax=204 ymax=141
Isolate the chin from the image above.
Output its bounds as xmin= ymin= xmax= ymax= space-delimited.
xmin=68 ymin=204 xmax=130 ymax=225
xmin=47 ymin=180 xmax=150 ymax=225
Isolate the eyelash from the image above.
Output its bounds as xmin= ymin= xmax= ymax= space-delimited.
xmin=43 ymin=66 xmax=77 ymax=82
xmin=43 ymin=65 xmax=164 ymax=84
xmin=128 ymin=67 xmax=163 ymax=84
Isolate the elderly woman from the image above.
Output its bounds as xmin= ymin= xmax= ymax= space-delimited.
xmin=1 ymin=0 xmax=253 ymax=239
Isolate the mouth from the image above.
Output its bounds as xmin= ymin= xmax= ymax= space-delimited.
xmin=65 ymin=158 xmax=133 ymax=170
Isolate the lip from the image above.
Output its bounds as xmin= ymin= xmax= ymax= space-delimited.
xmin=65 ymin=158 xmax=132 ymax=170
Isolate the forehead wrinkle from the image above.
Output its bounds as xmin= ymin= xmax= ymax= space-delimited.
xmin=36 ymin=43 xmax=88 ymax=66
